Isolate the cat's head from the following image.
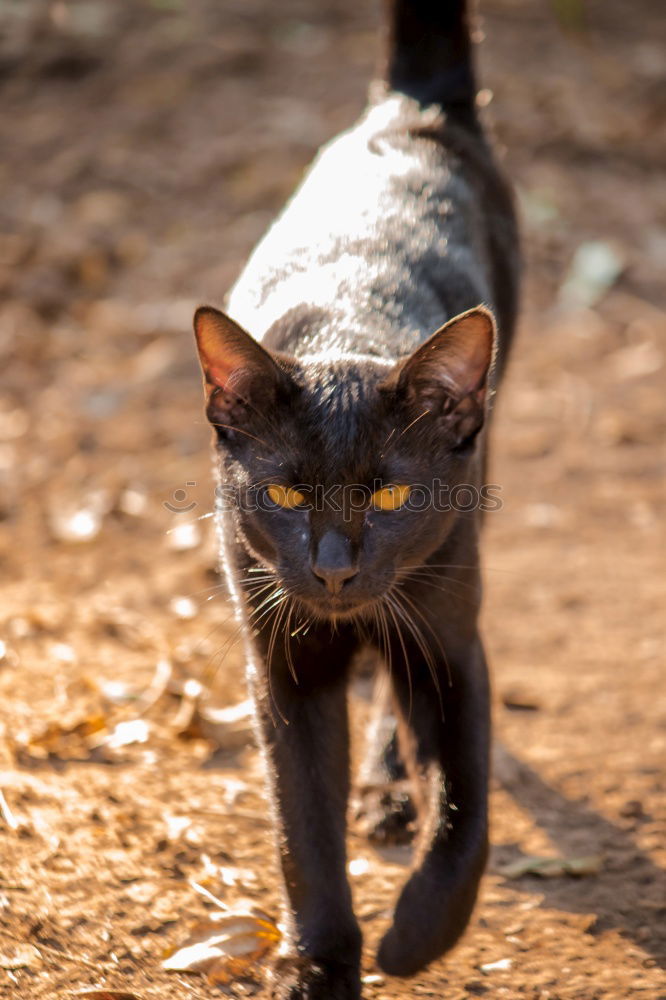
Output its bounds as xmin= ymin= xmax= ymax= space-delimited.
xmin=193 ymin=304 xmax=496 ymax=620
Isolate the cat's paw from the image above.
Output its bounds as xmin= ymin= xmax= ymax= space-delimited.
xmin=377 ymin=847 xmax=486 ymax=976
xmin=269 ymin=954 xmax=361 ymax=1000
xmin=355 ymin=784 xmax=416 ymax=845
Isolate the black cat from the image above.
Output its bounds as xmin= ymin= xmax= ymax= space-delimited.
xmin=192 ymin=2 xmax=519 ymax=997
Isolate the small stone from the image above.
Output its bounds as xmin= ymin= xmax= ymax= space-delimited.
xmin=118 ymin=487 xmax=148 ymax=517
xmin=50 ymin=643 xmax=76 ymax=664
xmin=480 ymin=958 xmax=512 ymax=973
xmin=168 ymin=522 xmax=201 ymax=551
xmin=0 ymin=945 xmax=40 ymax=970
xmin=348 ymin=857 xmax=370 ymax=877
xmin=619 ymin=799 xmax=645 ymax=819
xmin=169 ymin=596 xmax=198 ymax=620
xmin=50 ymin=506 xmax=102 ymax=542
xmin=49 ymin=490 xmax=111 ymax=544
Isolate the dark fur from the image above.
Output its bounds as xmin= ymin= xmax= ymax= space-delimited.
xmin=193 ymin=2 xmax=519 ymax=997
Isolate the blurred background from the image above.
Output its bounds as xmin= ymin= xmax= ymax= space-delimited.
xmin=0 ymin=1 xmax=664 ymax=998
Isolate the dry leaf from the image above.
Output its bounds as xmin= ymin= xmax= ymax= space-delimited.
xmin=498 ymin=854 xmax=603 ymax=879
xmin=17 ymin=710 xmax=152 ymax=762
xmin=218 ymin=865 xmax=258 ymax=889
xmin=177 ymin=697 xmax=254 ymax=750
xmin=135 ymin=658 xmax=173 ymax=712
xmin=0 ymin=944 xmax=40 ymax=969
xmin=164 ymin=814 xmax=192 ymax=842
xmin=22 ymin=715 xmax=107 ymax=760
xmin=163 ymin=906 xmax=281 ymax=984
xmin=101 ymin=719 xmax=150 ymax=749
xmin=501 ymin=687 xmax=541 ymax=711
xmin=71 ymin=991 xmax=143 ymax=999
xmin=197 ymin=854 xmax=257 ymax=892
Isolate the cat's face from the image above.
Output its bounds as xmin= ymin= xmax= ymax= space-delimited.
xmin=194 ymin=306 xmax=495 ymax=620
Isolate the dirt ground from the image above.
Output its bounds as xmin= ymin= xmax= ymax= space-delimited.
xmin=0 ymin=1 xmax=664 ymax=998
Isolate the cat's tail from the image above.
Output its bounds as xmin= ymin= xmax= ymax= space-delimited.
xmin=382 ymin=0 xmax=478 ymax=112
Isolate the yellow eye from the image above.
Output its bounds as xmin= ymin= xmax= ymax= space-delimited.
xmin=267 ymin=484 xmax=307 ymax=509
xmin=371 ymin=485 xmax=411 ymax=511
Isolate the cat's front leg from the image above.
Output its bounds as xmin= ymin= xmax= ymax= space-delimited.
xmin=269 ymin=953 xmax=362 ymax=1000
xmin=250 ymin=625 xmax=362 ymax=1000
xmin=377 ymin=628 xmax=490 ymax=977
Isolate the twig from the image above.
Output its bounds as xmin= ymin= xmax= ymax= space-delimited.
xmin=136 ymin=657 xmax=173 ymax=714
xmin=0 ymin=789 xmax=19 ymax=831
xmin=189 ymin=879 xmax=227 ymax=910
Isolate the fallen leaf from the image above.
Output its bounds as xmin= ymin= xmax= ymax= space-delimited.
xmin=16 ymin=711 xmax=152 ymax=763
xmin=558 ymin=240 xmax=625 ymax=310
xmin=0 ymin=945 xmax=40 ymax=969
xmin=176 ymin=697 xmax=254 ymax=750
xmin=96 ymin=680 xmax=135 ymax=704
xmin=218 ymin=865 xmax=258 ymax=889
xmin=135 ymin=658 xmax=173 ymax=712
xmin=164 ymin=813 xmax=192 ymax=842
xmin=195 ymin=856 xmax=258 ymax=897
xmin=22 ymin=715 xmax=107 ymax=760
xmin=71 ymin=991 xmax=143 ymax=999
xmin=498 ymin=854 xmax=603 ymax=879
xmin=563 ymin=855 xmax=604 ymax=876
xmin=163 ymin=906 xmax=281 ymax=984
xmin=100 ymin=719 xmax=150 ymax=749
xmin=122 ymin=880 xmax=161 ymax=906
xmin=501 ymin=687 xmax=541 ymax=711
xmin=619 ymin=799 xmax=645 ymax=819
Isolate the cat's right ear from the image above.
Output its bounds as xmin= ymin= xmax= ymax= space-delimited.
xmin=193 ymin=306 xmax=290 ymax=436
xmin=385 ymin=306 xmax=497 ymax=449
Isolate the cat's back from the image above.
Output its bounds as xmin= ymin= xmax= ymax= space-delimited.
xmin=227 ymin=44 xmax=519 ymax=363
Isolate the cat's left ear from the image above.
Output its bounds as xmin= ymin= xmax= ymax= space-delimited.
xmin=388 ymin=306 xmax=497 ymax=448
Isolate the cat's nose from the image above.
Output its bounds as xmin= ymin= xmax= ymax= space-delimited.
xmin=311 ymin=529 xmax=359 ymax=595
